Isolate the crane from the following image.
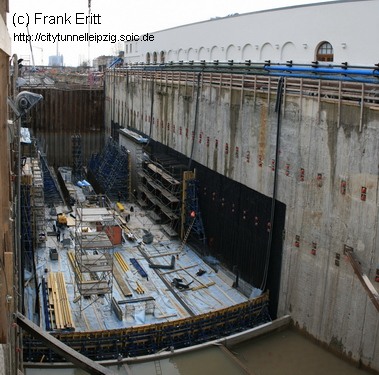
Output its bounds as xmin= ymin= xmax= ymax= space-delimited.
xmin=32 ymin=46 xmax=43 ymax=66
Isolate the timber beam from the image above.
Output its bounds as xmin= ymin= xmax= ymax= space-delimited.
xmin=344 ymin=245 xmax=379 ymax=313
xmin=15 ymin=312 xmax=115 ymax=375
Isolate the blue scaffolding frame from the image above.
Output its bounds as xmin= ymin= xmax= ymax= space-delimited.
xmin=88 ymin=138 xmax=130 ymax=199
xmin=185 ymin=179 xmax=206 ymax=242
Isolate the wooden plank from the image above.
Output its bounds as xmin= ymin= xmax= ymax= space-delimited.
xmin=214 ymin=284 xmax=237 ymax=305
xmin=111 ymin=297 xmax=124 ymax=321
xmin=47 ymin=273 xmax=75 ymax=331
xmin=145 ymin=251 xmax=180 ymax=259
xmin=80 ymin=253 xmax=113 ymax=272
xmin=160 ymin=263 xmax=199 ymax=275
xmin=191 ymin=281 xmax=216 ymax=291
xmin=79 ymin=232 xmax=113 ymax=249
xmin=56 ymin=272 xmax=75 ymax=330
xmin=345 ymin=247 xmax=379 ymax=312
xmin=68 ymin=251 xmax=82 ymax=281
xmin=113 ymin=263 xmax=133 ymax=298
xmin=218 ymin=344 xmax=251 ymax=375
xmin=77 ymin=280 xmax=111 ymax=296
xmin=118 ymin=296 xmax=155 ymax=304
xmin=147 ymin=163 xmax=180 ymax=185
xmin=114 ymin=252 xmax=129 ymax=272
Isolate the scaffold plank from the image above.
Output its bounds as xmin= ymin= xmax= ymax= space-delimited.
xmin=113 ymin=262 xmax=133 ymax=298
xmin=77 ymin=280 xmax=111 ymax=296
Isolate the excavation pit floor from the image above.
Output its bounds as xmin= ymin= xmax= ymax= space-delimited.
xmin=31 ymin=201 xmax=249 ymax=332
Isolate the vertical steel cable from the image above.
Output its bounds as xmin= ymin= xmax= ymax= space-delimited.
xmin=188 ymin=72 xmax=202 ymax=170
xmin=260 ymin=77 xmax=284 ymax=291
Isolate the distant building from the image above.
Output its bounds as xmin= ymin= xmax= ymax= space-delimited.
xmin=49 ymin=55 xmax=63 ymax=67
xmin=93 ymin=55 xmax=115 ymax=71
xmin=93 ymin=52 xmax=125 ymax=71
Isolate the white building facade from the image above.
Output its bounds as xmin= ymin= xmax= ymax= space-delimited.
xmin=124 ymin=0 xmax=379 ymax=66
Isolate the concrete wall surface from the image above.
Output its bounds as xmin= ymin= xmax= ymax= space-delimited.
xmin=105 ymin=70 xmax=379 ymax=372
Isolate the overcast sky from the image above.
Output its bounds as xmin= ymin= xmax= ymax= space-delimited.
xmin=8 ymin=0 xmax=332 ymax=67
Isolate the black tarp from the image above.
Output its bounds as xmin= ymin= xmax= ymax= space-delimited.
xmin=148 ymin=142 xmax=285 ymax=318
xmin=195 ymin=166 xmax=285 ymax=318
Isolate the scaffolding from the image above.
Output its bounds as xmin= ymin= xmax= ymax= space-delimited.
xmin=40 ymin=151 xmax=63 ymax=204
xmin=71 ymin=134 xmax=83 ymax=181
xmin=72 ymin=195 xmax=117 ymax=313
xmin=21 ymin=172 xmax=33 ymax=272
xmin=31 ymin=157 xmax=45 ymax=247
xmin=183 ymin=178 xmax=205 ymax=242
xmin=88 ymin=138 xmax=130 ymax=200
xmin=138 ymin=156 xmax=183 ymax=236
xmin=20 ymin=156 xmax=46 ymax=271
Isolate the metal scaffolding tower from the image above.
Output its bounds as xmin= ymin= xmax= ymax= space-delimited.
xmin=40 ymin=151 xmax=63 ymax=204
xmin=138 ymin=157 xmax=182 ymax=236
xmin=180 ymin=171 xmax=205 ymax=243
xmin=72 ymin=195 xmax=117 ymax=313
xmin=72 ymin=134 xmax=83 ymax=181
xmin=21 ymin=181 xmax=33 ymax=271
xmin=30 ymin=156 xmax=45 ymax=243
xmin=88 ymin=138 xmax=130 ymax=199
xmin=20 ymin=156 xmax=46 ymax=269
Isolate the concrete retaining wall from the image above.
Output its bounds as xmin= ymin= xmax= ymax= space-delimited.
xmin=105 ymin=71 xmax=379 ymax=372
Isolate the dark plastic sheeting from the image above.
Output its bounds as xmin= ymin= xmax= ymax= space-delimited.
xmin=149 ymin=142 xmax=285 ymax=318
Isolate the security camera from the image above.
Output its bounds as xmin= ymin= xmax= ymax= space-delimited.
xmin=8 ymin=91 xmax=43 ymax=117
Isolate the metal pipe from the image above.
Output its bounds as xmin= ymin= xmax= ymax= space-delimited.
xmin=260 ymin=71 xmax=379 ymax=84
xmin=116 ymin=62 xmax=379 ymax=83
xmin=264 ymin=65 xmax=379 ymax=76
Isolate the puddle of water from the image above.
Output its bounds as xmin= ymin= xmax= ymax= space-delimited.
xmin=25 ymin=328 xmax=375 ymax=375
xmin=232 ymin=328 xmax=372 ymax=375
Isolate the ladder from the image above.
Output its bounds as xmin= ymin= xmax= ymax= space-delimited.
xmin=178 ymin=215 xmax=196 ymax=253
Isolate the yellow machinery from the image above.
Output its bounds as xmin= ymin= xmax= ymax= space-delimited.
xmin=116 ymin=202 xmax=125 ymax=212
xmin=56 ymin=213 xmax=68 ymax=228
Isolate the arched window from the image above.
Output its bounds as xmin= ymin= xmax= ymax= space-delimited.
xmin=146 ymin=52 xmax=151 ymax=64
xmin=153 ymin=52 xmax=158 ymax=64
xmin=160 ymin=51 xmax=165 ymax=63
xmin=316 ymin=42 xmax=334 ymax=62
